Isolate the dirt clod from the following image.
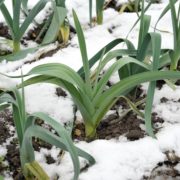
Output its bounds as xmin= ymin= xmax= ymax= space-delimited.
xmin=56 ymin=87 xmax=67 ymax=97
xmin=126 ymin=129 xmax=144 ymax=140
xmin=46 ymin=155 xmax=56 ymax=164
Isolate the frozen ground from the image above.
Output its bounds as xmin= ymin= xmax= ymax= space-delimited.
xmin=0 ymin=0 xmax=180 ymax=179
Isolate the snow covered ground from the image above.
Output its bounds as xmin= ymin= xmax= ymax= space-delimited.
xmin=0 ymin=0 xmax=180 ymax=179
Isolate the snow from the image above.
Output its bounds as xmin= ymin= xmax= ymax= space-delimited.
xmin=0 ymin=0 xmax=180 ymax=179
xmin=35 ymin=124 xmax=180 ymax=180
xmin=0 ymin=74 xmax=16 ymax=89
xmin=78 ymin=139 xmax=164 ymax=180
xmin=158 ymin=124 xmax=180 ymax=157
xmin=25 ymin=84 xmax=74 ymax=124
xmin=0 ymin=146 xmax=7 ymax=157
xmin=141 ymin=84 xmax=180 ymax=124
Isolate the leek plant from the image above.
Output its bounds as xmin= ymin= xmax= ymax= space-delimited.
xmin=81 ymin=0 xmax=167 ymax=137
xmin=155 ymin=0 xmax=180 ymax=71
xmin=16 ymin=11 xmax=180 ymax=139
xmin=96 ymin=0 xmax=105 ymax=24
xmin=0 ymin=87 xmax=95 ymax=179
xmin=42 ymin=0 xmax=68 ymax=44
xmin=89 ymin=0 xmax=105 ymax=25
xmin=0 ymin=0 xmax=49 ymax=52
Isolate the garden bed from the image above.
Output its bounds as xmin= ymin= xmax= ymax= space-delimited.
xmin=0 ymin=0 xmax=180 ymax=180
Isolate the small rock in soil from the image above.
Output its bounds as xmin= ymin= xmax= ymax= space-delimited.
xmin=165 ymin=151 xmax=180 ymax=164
xmin=152 ymin=113 xmax=164 ymax=124
xmin=156 ymin=80 xmax=166 ymax=90
xmin=160 ymin=97 xmax=169 ymax=103
xmin=46 ymin=154 xmax=56 ymax=164
xmin=73 ymin=111 xmax=145 ymax=141
xmin=0 ymin=23 xmax=11 ymax=39
xmin=126 ymin=129 xmax=144 ymax=140
xmin=55 ymin=87 xmax=67 ymax=97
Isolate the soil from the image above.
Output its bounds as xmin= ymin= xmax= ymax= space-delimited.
xmin=147 ymin=151 xmax=180 ymax=179
xmin=105 ymin=0 xmax=141 ymax=13
xmin=55 ymin=87 xmax=67 ymax=98
xmin=0 ymin=110 xmax=12 ymax=145
xmin=72 ymin=108 xmax=180 ymax=180
xmin=0 ymin=109 xmax=23 ymax=179
xmin=1 ymin=92 xmax=180 ymax=179
xmin=0 ymin=109 xmax=56 ymax=179
xmin=73 ymin=112 xmax=145 ymax=141
xmin=0 ymin=23 xmax=11 ymax=40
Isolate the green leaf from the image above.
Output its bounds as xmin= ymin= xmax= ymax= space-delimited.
xmin=0 ymin=103 xmax=9 ymax=111
xmin=0 ymin=92 xmax=17 ymax=105
xmin=36 ymin=13 xmax=53 ymax=42
xmin=0 ymin=3 xmax=14 ymax=38
xmin=20 ymin=75 xmax=95 ymax=128
xmin=22 ymin=0 xmax=28 ymax=12
xmin=19 ymin=0 xmax=49 ymax=41
xmin=144 ymin=32 xmax=161 ymax=137
xmin=93 ymin=56 xmax=150 ymax=98
xmin=26 ymin=63 xmax=85 ymax=89
xmin=89 ymin=0 xmax=93 ymax=26
xmin=25 ymin=161 xmax=49 ymax=180
xmin=0 ymin=46 xmax=40 ymax=62
xmin=137 ymin=15 xmax=151 ymax=55
xmin=22 ymin=119 xmax=95 ymax=180
xmin=78 ymin=38 xmax=135 ymax=77
xmin=42 ymin=3 xmax=67 ymax=44
xmin=96 ymin=0 xmax=105 ymax=24
xmin=0 ymin=0 xmax=5 ymax=6
xmin=126 ymin=0 xmax=152 ymax=40
xmin=27 ymin=112 xmax=81 ymax=180
xmin=73 ymin=10 xmax=91 ymax=85
xmin=56 ymin=0 xmax=66 ymax=7
xmin=13 ymin=0 xmax=21 ymax=38
xmin=155 ymin=0 xmax=178 ymax=31
xmin=93 ymin=71 xmax=180 ymax=126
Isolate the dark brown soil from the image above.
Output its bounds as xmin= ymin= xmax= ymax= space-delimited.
xmin=105 ymin=0 xmax=141 ymax=13
xmin=0 ymin=84 xmax=179 ymax=179
xmin=0 ymin=109 xmax=24 ymax=179
xmin=24 ymin=24 xmax=45 ymax=44
xmin=147 ymin=151 xmax=180 ymax=179
xmin=0 ymin=23 xmax=12 ymax=55
xmin=6 ymin=139 xmax=24 ymax=180
xmin=0 ymin=110 xmax=13 ymax=144
xmin=0 ymin=109 xmax=55 ymax=179
xmin=98 ymin=113 xmax=145 ymax=140
xmin=73 ymin=111 xmax=145 ymax=141
xmin=0 ymin=23 xmax=11 ymax=39
xmin=55 ymin=87 xmax=67 ymax=97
